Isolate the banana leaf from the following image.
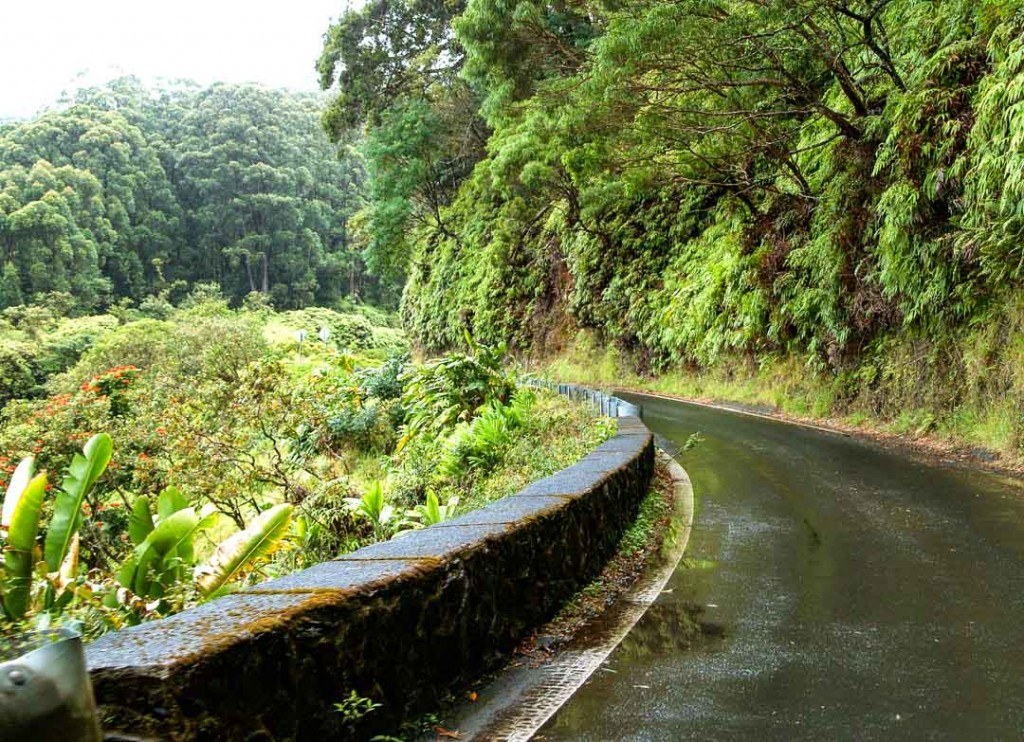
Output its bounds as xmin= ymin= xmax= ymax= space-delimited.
xmin=1 ymin=457 xmax=36 ymax=536
xmin=2 ymin=468 xmax=49 ymax=619
xmin=43 ymin=433 xmax=113 ymax=572
xmin=157 ymin=486 xmax=188 ymax=520
xmin=121 ymin=504 xmax=217 ymax=598
xmin=196 ymin=504 xmax=292 ymax=597
xmin=128 ymin=496 xmax=155 ymax=547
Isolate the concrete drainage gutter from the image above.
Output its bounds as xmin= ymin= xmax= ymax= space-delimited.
xmin=86 ymin=389 xmax=655 ymax=739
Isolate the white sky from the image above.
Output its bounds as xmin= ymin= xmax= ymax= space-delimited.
xmin=0 ymin=0 xmax=350 ymax=120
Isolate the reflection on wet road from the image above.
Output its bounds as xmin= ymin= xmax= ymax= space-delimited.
xmin=540 ymin=394 xmax=1024 ymax=740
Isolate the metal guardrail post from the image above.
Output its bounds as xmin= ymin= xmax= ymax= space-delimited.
xmin=0 ymin=629 xmax=102 ymax=741
xmin=527 ymin=378 xmax=643 ymax=419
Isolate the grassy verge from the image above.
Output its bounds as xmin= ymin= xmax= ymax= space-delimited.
xmin=539 ymin=332 xmax=1024 ymax=473
xmin=441 ymin=393 xmax=616 ymax=515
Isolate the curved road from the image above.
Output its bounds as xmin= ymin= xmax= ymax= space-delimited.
xmin=539 ymin=393 xmax=1024 ymax=740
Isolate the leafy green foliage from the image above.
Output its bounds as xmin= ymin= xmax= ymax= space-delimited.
xmin=334 ymin=0 xmax=1024 ymax=456
xmin=43 ymin=433 xmax=112 ymax=572
xmin=332 ymin=690 xmax=383 ymax=723
xmin=399 ymin=342 xmax=515 ymax=439
xmin=402 ymin=491 xmax=459 ymax=529
xmin=1 ymin=459 xmax=48 ymax=619
xmin=0 ymin=435 xmax=111 ymax=622
xmin=345 ymin=481 xmax=396 ymax=541
xmin=116 ymin=490 xmax=219 ymax=602
xmin=318 ymin=0 xmax=485 ymax=282
xmin=358 ymin=352 xmax=409 ymax=401
xmin=438 ymin=390 xmax=535 ymax=477
xmin=0 ymin=78 xmax=397 ymax=312
xmin=195 ymin=503 xmax=293 ymax=597
xmin=0 ymin=303 xmax=606 ymax=636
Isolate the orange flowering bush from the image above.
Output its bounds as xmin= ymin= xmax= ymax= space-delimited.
xmin=81 ymin=365 xmax=139 ymax=416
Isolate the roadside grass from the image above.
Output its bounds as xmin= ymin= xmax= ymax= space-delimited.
xmin=537 ymin=330 xmax=1024 ymax=468
xmin=439 ymin=393 xmax=616 ymax=515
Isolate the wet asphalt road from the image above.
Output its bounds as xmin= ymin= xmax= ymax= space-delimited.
xmin=539 ymin=393 xmax=1024 ymax=740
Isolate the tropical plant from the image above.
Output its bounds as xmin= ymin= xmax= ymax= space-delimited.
xmin=116 ymin=492 xmax=294 ymax=605
xmin=437 ymin=390 xmax=535 ymax=477
xmin=43 ymin=433 xmax=113 ymax=573
xmin=115 ymin=488 xmax=219 ymax=602
xmin=344 ymin=481 xmax=395 ymax=540
xmin=402 ymin=491 xmax=459 ymax=530
xmin=0 ymin=433 xmax=112 ymax=621
xmin=195 ymin=503 xmax=293 ymax=597
xmin=399 ymin=341 xmax=515 ymax=442
xmin=0 ymin=458 xmax=48 ymax=619
xmin=0 ymin=429 xmax=297 ymax=627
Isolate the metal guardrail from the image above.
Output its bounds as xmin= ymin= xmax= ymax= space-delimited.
xmin=527 ymin=379 xmax=642 ymax=419
xmin=0 ymin=628 xmax=102 ymax=741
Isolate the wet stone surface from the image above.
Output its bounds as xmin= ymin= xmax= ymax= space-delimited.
xmin=247 ymin=557 xmax=424 ymax=593
xmin=86 ymin=593 xmax=305 ymax=672
xmin=86 ymin=416 xmax=655 ymax=740
xmin=435 ymin=495 xmax=569 ymax=527
xmin=339 ymin=522 xmax=511 ymax=560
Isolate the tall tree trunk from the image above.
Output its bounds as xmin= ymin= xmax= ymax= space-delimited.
xmin=245 ymin=253 xmax=257 ymax=293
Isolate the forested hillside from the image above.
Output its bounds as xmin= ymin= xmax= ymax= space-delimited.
xmin=0 ymin=79 xmax=395 ymax=311
xmin=320 ymin=0 xmax=1024 ymax=452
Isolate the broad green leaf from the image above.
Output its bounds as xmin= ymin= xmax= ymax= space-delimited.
xmin=175 ymin=505 xmax=219 ymax=566
xmin=44 ymin=433 xmax=113 ymax=572
xmin=4 ymin=470 xmax=47 ymax=553
xmin=58 ymin=533 xmax=80 ymax=585
xmin=1 ymin=457 xmax=36 ymax=533
xmin=130 ymin=507 xmax=200 ymax=596
xmin=128 ymin=496 xmax=154 ymax=546
xmin=196 ymin=503 xmax=293 ymax=596
xmin=157 ymin=487 xmax=189 ymax=521
xmin=122 ymin=504 xmax=218 ymax=598
xmin=2 ymin=471 xmax=48 ymax=619
xmin=115 ymin=556 xmax=136 ymax=590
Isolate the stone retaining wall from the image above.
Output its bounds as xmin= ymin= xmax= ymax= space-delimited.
xmin=86 ymin=404 xmax=654 ymax=740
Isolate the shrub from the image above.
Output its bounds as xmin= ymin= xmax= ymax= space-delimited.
xmin=36 ymin=315 xmax=119 ymax=379
xmin=344 ymin=480 xmax=395 ymax=540
xmin=278 ymin=308 xmax=374 ymax=349
xmin=0 ymin=342 xmax=38 ymax=406
xmin=437 ymin=390 xmax=535 ymax=478
xmin=358 ymin=352 xmax=409 ymax=401
xmin=326 ymin=404 xmax=392 ymax=453
xmin=399 ymin=342 xmax=516 ymax=439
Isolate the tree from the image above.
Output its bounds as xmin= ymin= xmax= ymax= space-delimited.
xmin=319 ymin=0 xmax=487 ymax=282
xmin=0 ymin=263 xmax=23 ymax=308
xmin=393 ymin=0 xmax=1020 ymax=371
xmin=0 ymin=80 xmax=388 ymax=309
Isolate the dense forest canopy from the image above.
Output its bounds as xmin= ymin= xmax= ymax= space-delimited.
xmin=0 ymin=79 xmax=400 ymax=311
xmin=319 ymin=0 xmax=1024 ymax=376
